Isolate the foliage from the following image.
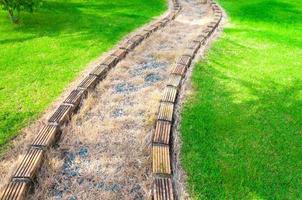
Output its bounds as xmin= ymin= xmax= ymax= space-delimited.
xmin=1 ymin=0 xmax=42 ymax=23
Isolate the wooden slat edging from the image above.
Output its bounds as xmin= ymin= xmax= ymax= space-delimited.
xmin=153 ymin=177 xmax=174 ymax=200
xmin=119 ymin=39 xmax=137 ymax=51
xmin=100 ymin=55 xmax=118 ymax=69
xmin=77 ymin=75 xmax=98 ymax=91
xmin=90 ymin=64 xmax=109 ymax=80
xmin=153 ymin=120 xmax=172 ymax=145
xmin=152 ymin=144 xmax=171 ymax=174
xmin=31 ymin=125 xmax=59 ymax=148
xmin=130 ymin=35 xmax=144 ymax=46
xmin=12 ymin=148 xmax=44 ymax=181
xmin=171 ymin=64 xmax=187 ymax=77
xmin=187 ymin=41 xmax=201 ymax=52
xmin=177 ymin=55 xmax=192 ymax=67
xmin=111 ymin=49 xmax=128 ymax=61
xmin=161 ymin=86 xmax=178 ymax=103
xmin=158 ymin=102 xmax=174 ymax=122
xmin=48 ymin=104 xmax=73 ymax=126
xmin=63 ymin=89 xmax=86 ymax=108
xmin=183 ymin=48 xmax=196 ymax=59
xmin=167 ymin=74 xmax=183 ymax=88
xmin=151 ymin=1 xmax=223 ymax=199
xmin=0 ymin=181 xmax=30 ymax=200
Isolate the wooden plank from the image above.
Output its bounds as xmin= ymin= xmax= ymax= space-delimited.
xmin=202 ymin=27 xmax=213 ymax=37
xmin=152 ymin=21 xmax=164 ymax=30
xmin=144 ymin=25 xmax=158 ymax=33
xmin=119 ymin=39 xmax=136 ymax=51
xmin=137 ymin=30 xmax=151 ymax=39
xmin=167 ymin=12 xmax=176 ymax=21
xmin=213 ymin=6 xmax=220 ymax=11
xmin=207 ymin=21 xmax=218 ymax=29
xmin=152 ymin=145 xmax=171 ymax=174
xmin=187 ymin=41 xmax=201 ymax=52
xmin=153 ymin=178 xmax=174 ymax=200
xmin=183 ymin=48 xmax=197 ymax=59
xmin=100 ymin=56 xmax=118 ymax=68
xmin=153 ymin=120 xmax=171 ymax=144
xmin=111 ymin=49 xmax=127 ymax=61
xmin=48 ymin=104 xmax=72 ymax=125
xmin=214 ymin=13 xmax=222 ymax=18
xmin=13 ymin=148 xmax=44 ymax=181
xmin=194 ymin=34 xmax=207 ymax=44
xmin=161 ymin=86 xmax=177 ymax=103
xmin=90 ymin=64 xmax=109 ymax=79
xmin=214 ymin=9 xmax=222 ymax=14
xmin=63 ymin=89 xmax=86 ymax=107
xmin=130 ymin=35 xmax=144 ymax=46
xmin=31 ymin=125 xmax=58 ymax=148
xmin=161 ymin=18 xmax=170 ymax=26
xmin=158 ymin=102 xmax=174 ymax=122
xmin=171 ymin=64 xmax=187 ymax=77
xmin=167 ymin=74 xmax=182 ymax=88
xmin=77 ymin=75 xmax=98 ymax=90
xmin=177 ymin=55 xmax=192 ymax=67
xmin=214 ymin=16 xmax=222 ymax=23
xmin=0 ymin=181 xmax=30 ymax=200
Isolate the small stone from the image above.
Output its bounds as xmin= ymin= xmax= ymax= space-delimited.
xmin=78 ymin=147 xmax=89 ymax=158
xmin=53 ymin=190 xmax=63 ymax=200
xmin=77 ymin=178 xmax=84 ymax=185
xmin=115 ymin=83 xmax=138 ymax=93
xmin=95 ymin=182 xmax=105 ymax=189
xmin=145 ymin=73 xmax=162 ymax=84
xmin=111 ymin=108 xmax=124 ymax=118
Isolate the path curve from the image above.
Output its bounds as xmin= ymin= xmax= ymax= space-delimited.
xmin=0 ymin=0 xmax=223 ymax=199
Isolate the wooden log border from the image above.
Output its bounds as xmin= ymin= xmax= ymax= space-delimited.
xmin=0 ymin=1 xmax=182 ymax=199
xmin=152 ymin=1 xmax=223 ymax=199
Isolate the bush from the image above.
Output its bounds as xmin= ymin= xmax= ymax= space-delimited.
xmin=1 ymin=0 xmax=42 ymax=23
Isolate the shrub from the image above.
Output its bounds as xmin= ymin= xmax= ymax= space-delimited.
xmin=1 ymin=0 xmax=42 ymax=23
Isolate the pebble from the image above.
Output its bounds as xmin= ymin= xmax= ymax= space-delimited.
xmin=144 ymin=73 xmax=162 ymax=84
xmin=129 ymin=57 xmax=167 ymax=77
xmin=111 ymin=108 xmax=124 ymax=118
xmin=115 ymin=83 xmax=138 ymax=93
xmin=78 ymin=147 xmax=89 ymax=158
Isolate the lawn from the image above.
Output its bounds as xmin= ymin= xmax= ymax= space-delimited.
xmin=180 ymin=0 xmax=302 ymax=199
xmin=0 ymin=0 xmax=166 ymax=151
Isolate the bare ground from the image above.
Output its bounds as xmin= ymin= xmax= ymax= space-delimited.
xmin=0 ymin=0 xmax=216 ymax=199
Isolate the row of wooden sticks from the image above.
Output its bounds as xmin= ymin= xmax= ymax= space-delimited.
xmin=151 ymin=1 xmax=223 ymax=199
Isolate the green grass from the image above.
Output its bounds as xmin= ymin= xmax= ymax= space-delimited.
xmin=0 ymin=0 xmax=166 ymax=150
xmin=180 ymin=0 xmax=302 ymax=199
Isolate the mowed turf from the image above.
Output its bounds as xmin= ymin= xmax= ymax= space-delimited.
xmin=180 ymin=0 xmax=302 ymax=199
xmin=0 ymin=0 xmax=166 ymax=150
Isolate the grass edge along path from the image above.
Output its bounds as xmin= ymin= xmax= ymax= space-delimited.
xmin=180 ymin=0 xmax=302 ymax=199
xmin=0 ymin=0 xmax=167 ymax=153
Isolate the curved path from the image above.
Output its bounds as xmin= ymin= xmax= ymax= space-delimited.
xmin=1 ymin=0 xmax=222 ymax=199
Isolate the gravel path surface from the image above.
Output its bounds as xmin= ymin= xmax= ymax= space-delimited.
xmin=2 ymin=1 xmax=215 ymax=199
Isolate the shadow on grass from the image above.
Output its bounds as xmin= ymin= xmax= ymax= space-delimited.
xmin=222 ymin=0 xmax=302 ymax=25
xmin=181 ymin=32 xmax=302 ymax=198
xmin=0 ymin=0 xmax=154 ymax=45
xmin=181 ymin=0 xmax=302 ymax=199
xmin=182 ymin=62 xmax=302 ymax=199
xmin=224 ymin=27 xmax=302 ymax=49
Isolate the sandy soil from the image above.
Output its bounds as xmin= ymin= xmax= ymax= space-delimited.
xmin=0 ymin=0 xmax=216 ymax=199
